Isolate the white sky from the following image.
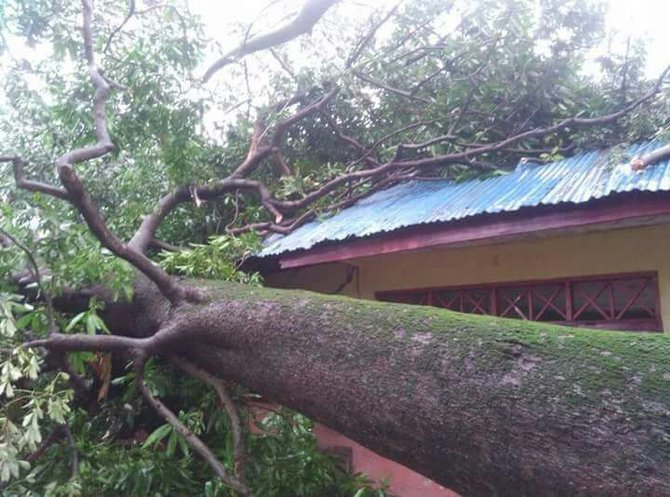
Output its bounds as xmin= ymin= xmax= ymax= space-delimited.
xmin=1 ymin=0 xmax=669 ymax=135
xmin=604 ymin=0 xmax=670 ymax=75
xmin=189 ymin=0 xmax=670 ymax=77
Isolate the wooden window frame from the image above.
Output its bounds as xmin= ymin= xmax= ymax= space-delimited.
xmin=376 ymin=272 xmax=663 ymax=332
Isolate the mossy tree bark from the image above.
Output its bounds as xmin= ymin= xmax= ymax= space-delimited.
xmin=93 ymin=280 xmax=670 ymax=497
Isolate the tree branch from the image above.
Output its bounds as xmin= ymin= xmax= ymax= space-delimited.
xmin=10 ymin=157 xmax=69 ymax=200
xmin=631 ymin=142 xmax=670 ymax=170
xmin=23 ymin=333 xmax=154 ymax=355
xmin=345 ymin=1 xmax=404 ymax=68
xmin=203 ymin=0 xmax=339 ymax=82
xmin=170 ymin=355 xmax=246 ymax=483
xmin=62 ymin=424 xmax=79 ymax=480
xmin=0 ymin=228 xmax=56 ymax=332
xmin=129 ymin=178 xmax=282 ymax=253
xmin=103 ymin=0 xmax=136 ymax=54
xmin=135 ymin=359 xmax=251 ymax=495
xmin=268 ymin=67 xmax=669 ymax=215
xmin=57 ymin=0 xmax=115 ymax=168
xmin=352 ymin=70 xmax=431 ymax=103
xmin=58 ymin=166 xmax=187 ymax=304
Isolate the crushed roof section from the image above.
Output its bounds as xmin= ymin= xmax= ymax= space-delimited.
xmin=260 ymin=140 xmax=670 ymax=258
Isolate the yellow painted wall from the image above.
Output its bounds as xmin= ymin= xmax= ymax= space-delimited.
xmin=265 ymin=261 xmax=360 ymax=298
xmin=265 ymin=223 xmax=670 ymax=331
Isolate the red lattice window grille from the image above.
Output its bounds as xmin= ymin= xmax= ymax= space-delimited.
xmin=376 ymin=273 xmax=663 ymax=332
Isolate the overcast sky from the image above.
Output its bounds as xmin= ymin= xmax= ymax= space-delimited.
xmin=189 ymin=0 xmax=670 ymax=77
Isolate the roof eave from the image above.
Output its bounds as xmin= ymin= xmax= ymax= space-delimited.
xmin=273 ymin=191 xmax=670 ymax=269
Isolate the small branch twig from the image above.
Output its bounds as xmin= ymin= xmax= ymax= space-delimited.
xmin=103 ymin=0 xmax=136 ymax=54
xmin=352 ymin=70 xmax=431 ymax=103
xmin=346 ymin=0 xmax=403 ymax=68
xmin=24 ymin=423 xmax=79 ymax=479
xmin=62 ymin=424 xmax=79 ymax=480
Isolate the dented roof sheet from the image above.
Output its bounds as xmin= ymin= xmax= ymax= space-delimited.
xmin=260 ymin=140 xmax=670 ymax=257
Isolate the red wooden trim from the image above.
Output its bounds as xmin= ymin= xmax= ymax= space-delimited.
xmin=654 ymin=275 xmax=665 ymax=331
xmin=376 ymin=270 xmax=659 ymax=297
xmin=376 ymin=271 xmax=663 ymax=332
xmin=615 ymin=278 xmax=648 ymax=319
xmin=278 ymin=193 xmax=670 ymax=269
xmin=565 ymin=281 xmax=573 ymax=321
xmin=490 ymin=288 xmax=498 ymax=316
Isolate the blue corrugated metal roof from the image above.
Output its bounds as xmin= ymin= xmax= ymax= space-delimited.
xmin=260 ymin=140 xmax=670 ymax=257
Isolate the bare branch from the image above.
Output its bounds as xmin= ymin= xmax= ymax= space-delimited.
xmin=129 ymin=178 xmax=282 ymax=253
xmin=402 ymin=133 xmax=457 ymax=151
xmin=268 ymin=86 xmax=338 ymax=148
xmin=62 ymin=425 xmax=79 ymax=480
xmin=363 ymin=120 xmax=435 ymax=158
xmin=57 ymin=0 xmax=115 ymax=168
xmin=23 ymin=333 xmax=153 ymax=355
xmin=320 ymin=112 xmax=378 ymax=165
xmin=271 ymin=151 xmax=293 ymax=176
xmin=269 ymin=48 xmax=297 ymax=80
xmin=229 ymin=125 xmax=274 ymax=178
xmin=203 ymin=0 xmax=339 ymax=82
xmin=149 ymin=238 xmax=183 ymax=253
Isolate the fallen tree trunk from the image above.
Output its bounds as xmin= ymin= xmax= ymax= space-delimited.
xmin=136 ymin=280 xmax=670 ymax=497
xmin=34 ymin=278 xmax=670 ymax=496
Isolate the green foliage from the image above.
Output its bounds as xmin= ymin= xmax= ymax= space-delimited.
xmin=159 ymin=232 xmax=263 ymax=284
xmin=1 ymin=355 xmax=387 ymax=497
xmin=64 ymin=298 xmax=109 ymax=335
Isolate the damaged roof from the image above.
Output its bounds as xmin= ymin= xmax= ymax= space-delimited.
xmin=259 ymin=140 xmax=670 ymax=258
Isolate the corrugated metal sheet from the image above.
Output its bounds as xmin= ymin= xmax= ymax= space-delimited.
xmin=260 ymin=140 xmax=670 ymax=257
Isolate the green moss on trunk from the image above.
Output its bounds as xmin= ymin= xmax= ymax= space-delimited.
xmin=174 ymin=279 xmax=670 ymax=496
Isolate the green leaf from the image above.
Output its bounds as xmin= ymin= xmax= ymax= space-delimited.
xmin=142 ymin=424 xmax=172 ymax=449
xmin=65 ymin=312 xmax=86 ymax=332
xmin=166 ymin=431 xmax=178 ymax=457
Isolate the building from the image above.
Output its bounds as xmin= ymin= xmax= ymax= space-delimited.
xmin=252 ymin=139 xmax=670 ymax=496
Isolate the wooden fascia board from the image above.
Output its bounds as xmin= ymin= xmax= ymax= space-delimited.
xmin=277 ymin=193 xmax=670 ymax=269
